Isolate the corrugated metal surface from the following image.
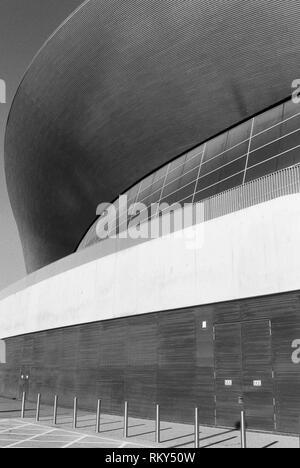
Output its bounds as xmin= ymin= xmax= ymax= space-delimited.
xmin=5 ymin=0 xmax=300 ymax=271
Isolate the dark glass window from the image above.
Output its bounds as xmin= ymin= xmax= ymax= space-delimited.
xmin=248 ymin=130 xmax=300 ymax=170
xmin=203 ymin=133 xmax=227 ymax=164
xmin=252 ymin=105 xmax=283 ymax=135
xmin=226 ymin=120 xmax=252 ymax=148
xmin=250 ymin=124 xmax=282 ymax=152
xmin=276 ymin=147 xmax=300 ymax=171
xmin=281 ymin=112 xmax=300 ymax=136
xmin=162 ymin=167 xmax=198 ymax=198
xmin=183 ymin=150 xmax=203 ymax=173
xmin=161 ymin=182 xmax=195 ymax=206
xmin=283 ymin=99 xmax=300 ymax=120
xmin=194 ymin=173 xmax=244 ymax=202
xmin=218 ymin=155 xmax=247 ymax=184
xmin=248 ymin=139 xmax=282 ymax=168
xmin=244 ymin=158 xmax=279 ymax=183
xmin=169 ymin=154 xmax=187 ymax=172
xmin=126 ymin=184 xmax=140 ymax=205
xmin=165 ymin=163 xmax=185 ymax=186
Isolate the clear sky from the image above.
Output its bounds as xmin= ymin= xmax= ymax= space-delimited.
xmin=0 ymin=0 xmax=83 ymax=291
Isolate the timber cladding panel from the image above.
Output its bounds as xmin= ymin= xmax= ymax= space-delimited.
xmin=0 ymin=290 xmax=300 ymax=433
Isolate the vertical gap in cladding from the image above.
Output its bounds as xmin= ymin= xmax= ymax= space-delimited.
xmin=243 ymin=118 xmax=255 ymax=185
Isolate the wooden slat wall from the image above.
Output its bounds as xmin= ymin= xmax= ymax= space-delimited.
xmin=0 ymin=290 xmax=300 ymax=433
xmin=195 ymin=312 xmax=215 ymax=424
xmin=272 ymin=312 xmax=300 ymax=433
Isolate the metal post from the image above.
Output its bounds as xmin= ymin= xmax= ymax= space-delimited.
xmin=53 ymin=395 xmax=58 ymax=425
xmin=195 ymin=407 xmax=199 ymax=448
xmin=155 ymin=404 xmax=160 ymax=444
xmin=96 ymin=399 xmax=101 ymax=434
xmin=36 ymin=394 xmax=41 ymax=422
xmin=73 ymin=397 xmax=78 ymax=429
xmin=21 ymin=392 xmax=26 ymax=419
xmin=124 ymin=401 xmax=129 ymax=438
xmin=240 ymin=410 xmax=247 ymax=449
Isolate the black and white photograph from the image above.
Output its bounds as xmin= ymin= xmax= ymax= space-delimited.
xmin=0 ymin=0 xmax=300 ymax=452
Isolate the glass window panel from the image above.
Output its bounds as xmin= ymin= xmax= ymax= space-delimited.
xmin=142 ymin=191 xmax=161 ymax=208
xmin=138 ymin=184 xmax=153 ymax=202
xmin=180 ymin=168 xmax=198 ymax=189
xmin=251 ymin=124 xmax=282 ymax=152
xmin=200 ymin=140 xmax=248 ymax=180
xmin=129 ymin=204 xmax=149 ymax=225
xmin=182 ymin=151 xmax=202 ymax=173
xmin=196 ymin=169 xmax=221 ymax=193
xmin=186 ymin=146 xmax=204 ymax=161
xmin=248 ymin=138 xmax=281 ymax=168
xmin=221 ymin=141 xmax=249 ymax=165
xmin=194 ymin=173 xmax=243 ymax=203
xmin=162 ymin=178 xmax=182 ymax=198
xmin=165 ymin=164 xmax=185 ymax=186
xmin=140 ymin=173 xmax=154 ymax=191
xmin=169 ymin=154 xmax=187 ymax=172
xmin=151 ymin=179 xmax=165 ymax=196
xmin=249 ymin=130 xmax=300 ymax=169
xmin=276 ymin=147 xmax=300 ymax=171
xmin=218 ymin=155 xmax=247 ymax=182
xmin=160 ymin=182 xmax=195 ymax=206
xmin=200 ymin=156 xmax=221 ymax=177
xmin=153 ymin=165 xmax=168 ymax=183
xmin=245 ymin=158 xmax=279 ymax=182
xmin=126 ymin=183 xmax=140 ymax=204
xmin=163 ymin=167 xmax=198 ymax=198
xmin=252 ymin=104 xmax=283 ymax=135
xmin=201 ymin=133 xmax=245 ymax=176
xmin=283 ymin=100 xmax=300 ymax=120
xmin=280 ymin=111 xmax=300 ymax=136
xmin=226 ymin=120 xmax=252 ymax=148
xmin=202 ymin=158 xmax=241 ymax=188
xmin=278 ymin=129 xmax=300 ymax=154
xmin=204 ymin=141 xmax=249 ymax=179
xmin=194 ymin=183 xmax=217 ymax=201
xmin=217 ymin=172 xmax=244 ymax=194
xmin=203 ymin=133 xmax=227 ymax=164
xmin=139 ymin=180 xmax=162 ymax=203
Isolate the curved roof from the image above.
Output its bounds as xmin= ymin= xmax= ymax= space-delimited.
xmin=5 ymin=0 xmax=300 ymax=273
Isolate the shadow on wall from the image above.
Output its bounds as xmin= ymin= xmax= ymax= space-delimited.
xmin=0 ymin=341 xmax=6 ymax=364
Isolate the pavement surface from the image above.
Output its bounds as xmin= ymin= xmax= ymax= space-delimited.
xmin=0 ymin=397 xmax=298 ymax=448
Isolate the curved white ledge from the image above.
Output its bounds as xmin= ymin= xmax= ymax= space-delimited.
xmin=0 ymin=194 xmax=299 ymax=339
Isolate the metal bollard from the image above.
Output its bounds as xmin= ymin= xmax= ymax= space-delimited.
xmin=36 ymin=394 xmax=41 ymax=422
xmin=124 ymin=401 xmax=129 ymax=438
xmin=195 ymin=407 xmax=199 ymax=448
xmin=53 ymin=395 xmax=58 ymax=425
xmin=96 ymin=399 xmax=101 ymax=434
xmin=240 ymin=410 xmax=247 ymax=449
xmin=155 ymin=404 xmax=160 ymax=444
xmin=21 ymin=392 xmax=26 ymax=419
xmin=73 ymin=397 xmax=78 ymax=429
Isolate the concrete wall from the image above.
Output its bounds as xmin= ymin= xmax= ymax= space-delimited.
xmin=0 ymin=194 xmax=300 ymax=340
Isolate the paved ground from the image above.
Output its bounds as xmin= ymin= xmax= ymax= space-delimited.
xmin=0 ymin=397 xmax=298 ymax=448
